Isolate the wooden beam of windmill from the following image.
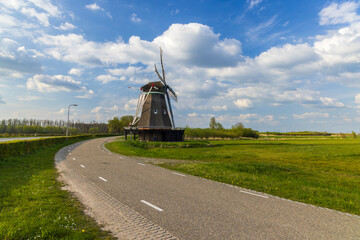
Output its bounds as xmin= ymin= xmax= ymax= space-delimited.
xmin=160 ymin=47 xmax=166 ymax=84
xmin=154 ymin=65 xmax=164 ymax=83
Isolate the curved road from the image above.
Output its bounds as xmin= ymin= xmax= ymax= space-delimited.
xmin=55 ymin=137 xmax=360 ymax=240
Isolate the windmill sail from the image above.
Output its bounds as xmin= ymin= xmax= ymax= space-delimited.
xmin=154 ymin=47 xmax=177 ymax=128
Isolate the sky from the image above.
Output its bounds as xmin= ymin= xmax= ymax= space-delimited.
xmin=1 ymin=0 xmax=360 ymax=132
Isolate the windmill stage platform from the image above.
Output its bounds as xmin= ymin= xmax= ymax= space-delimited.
xmin=124 ymin=127 xmax=184 ymax=142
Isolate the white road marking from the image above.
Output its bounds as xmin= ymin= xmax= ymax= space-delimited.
xmin=239 ymin=190 xmax=268 ymax=199
xmin=69 ymin=153 xmax=71 ymax=156
xmin=72 ymin=158 xmax=76 ymax=160
xmin=141 ymin=200 xmax=164 ymax=212
xmin=119 ymin=156 xmax=123 ymax=159
xmin=80 ymin=164 xmax=85 ymax=168
xmin=99 ymin=176 xmax=108 ymax=182
xmin=138 ymin=162 xmax=145 ymax=166
xmin=172 ymin=172 xmax=185 ymax=177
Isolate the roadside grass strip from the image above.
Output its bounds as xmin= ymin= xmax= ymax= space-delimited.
xmin=106 ymin=138 xmax=360 ymax=216
xmin=0 ymin=141 xmax=114 ymax=239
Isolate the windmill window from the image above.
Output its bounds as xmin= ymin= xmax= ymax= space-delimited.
xmin=154 ymin=109 xmax=158 ymax=114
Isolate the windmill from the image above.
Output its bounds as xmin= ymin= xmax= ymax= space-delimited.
xmin=154 ymin=47 xmax=177 ymax=128
xmin=126 ymin=47 xmax=184 ymax=141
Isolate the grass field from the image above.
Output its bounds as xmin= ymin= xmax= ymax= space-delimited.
xmin=0 ymin=141 xmax=113 ymax=239
xmin=106 ymin=137 xmax=360 ymax=216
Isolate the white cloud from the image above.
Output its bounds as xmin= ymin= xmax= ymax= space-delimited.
xmin=55 ymin=22 xmax=76 ymax=31
xmin=96 ymin=74 xmax=122 ymax=84
xmin=26 ymin=74 xmax=86 ymax=92
xmin=212 ymin=105 xmax=227 ymax=111
xmin=85 ymin=3 xmax=112 ymax=18
xmin=17 ymin=95 xmax=41 ymax=101
xmin=0 ymin=38 xmax=42 ymax=73
xmin=91 ymin=106 xmax=102 ymax=113
xmin=233 ymin=99 xmax=253 ymax=109
xmin=130 ymin=13 xmax=141 ymax=23
xmin=68 ymin=68 xmax=82 ymax=76
xmin=85 ymin=3 xmax=101 ymax=11
xmin=293 ymin=112 xmax=330 ymax=119
xmin=124 ymin=99 xmax=138 ymax=111
xmin=247 ymin=0 xmax=263 ymax=9
xmin=91 ymin=105 xmax=119 ymax=121
xmin=0 ymin=95 xmax=5 ymax=104
xmin=36 ymin=23 xmax=243 ymax=69
xmin=355 ymin=93 xmax=360 ymax=104
xmin=319 ymin=1 xmax=360 ymax=25
xmin=188 ymin=112 xmax=198 ymax=117
xmin=319 ymin=97 xmax=345 ymax=108
xmin=76 ymin=89 xmax=94 ymax=99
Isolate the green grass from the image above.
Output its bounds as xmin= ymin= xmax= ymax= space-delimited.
xmin=0 ymin=141 xmax=113 ymax=240
xmin=106 ymin=138 xmax=360 ymax=215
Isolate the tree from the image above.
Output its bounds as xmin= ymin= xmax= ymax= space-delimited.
xmin=209 ymin=117 xmax=223 ymax=130
xmin=89 ymin=127 xmax=100 ymax=134
xmin=108 ymin=115 xmax=134 ymax=134
xmin=231 ymin=122 xmax=244 ymax=129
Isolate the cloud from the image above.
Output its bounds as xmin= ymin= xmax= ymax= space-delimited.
xmin=96 ymin=74 xmax=124 ymax=84
xmin=0 ymin=95 xmax=5 ymax=104
xmin=0 ymin=0 xmax=61 ymax=27
xmin=212 ymin=105 xmax=227 ymax=111
xmin=233 ymin=99 xmax=253 ymax=109
xmin=55 ymin=22 xmax=76 ymax=31
xmin=319 ymin=97 xmax=345 ymax=108
xmin=76 ymin=89 xmax=94 ymax=99
xmin=293 ymin=112 xmax=330 ymax=119
xmin=319 ymin=1 xmax=360 ymax=25
xmin=355 ymin=93 xmax=360 ymax=104
xmin=85 ymin=3 xmax=101 ymax=11
xmin=68 ymin=68 xmax=82 ymax=76
xmin=91 ymin=105 xmax=119 ymax=121
xmin=247 ymin=0 xmax=263 ymax=9
xmin=36 ymin=23 xmax=243 ymax=68
xmin=17 ymin=95 xmax=41 ymax=101
xmin=26 ymin=74 xmax=86 ymax=92
xmin=85 ymin=3 xmax=112 ymax=18
xmin=130 ymin=13 xmax=141 ymax=23
xmin=0 ymin=38 xmax=42 ymax=73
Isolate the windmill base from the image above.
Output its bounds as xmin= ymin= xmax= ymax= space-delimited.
xmin=124 ymin=127 xmax=184 ymax=142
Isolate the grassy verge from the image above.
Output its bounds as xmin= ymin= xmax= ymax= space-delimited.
xmin=106 ymin=138 xmax=360 ymax=216
xmin=0 ymin=140 xmax=113 ymax=239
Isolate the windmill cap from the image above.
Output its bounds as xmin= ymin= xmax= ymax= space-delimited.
xmin=141 ymin=81 xmax=164 ymax=92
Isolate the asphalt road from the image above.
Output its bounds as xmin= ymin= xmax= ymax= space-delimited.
xmin=56 ymin=137 xmax=360 ymax=240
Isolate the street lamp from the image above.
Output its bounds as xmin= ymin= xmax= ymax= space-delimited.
xmin=66 ymin=104 xmax=78 ymax=142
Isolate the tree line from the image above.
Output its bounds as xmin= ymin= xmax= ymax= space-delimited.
xmin=0 ymin=118 xmax=108 ymax=136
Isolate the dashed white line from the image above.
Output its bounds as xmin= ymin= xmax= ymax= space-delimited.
xmin=239 ymin=190 xmax=268 ymax=199
xmin=138 ymin=162 xmax=145 ymax=166
xmin=80 ymin=164 xmax=85 ymax=168
xmin=119 ymin=156 xmax=124 ymax=159
xmin=172 ymin=172 xmax=185 ymax=177
xmin=72 ymin=158 xmax=76 ymax=160
xmin=141 ymin=200 xmax=164 ymax=212
xmin=98 ymin=176 xmax=108 ymax=182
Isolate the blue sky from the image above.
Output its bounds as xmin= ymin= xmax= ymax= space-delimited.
xmin=1 ymin=0 xmax=360 ymax=132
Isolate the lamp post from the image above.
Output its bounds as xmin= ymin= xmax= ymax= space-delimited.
xmin=66 ymin=104 xmax=77 ymax=142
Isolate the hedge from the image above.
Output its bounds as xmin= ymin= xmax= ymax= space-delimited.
xmin=0 ymin=135 xmax=92 ymax=160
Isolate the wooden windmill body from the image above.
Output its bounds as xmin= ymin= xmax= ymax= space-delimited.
xmin=124 ymin=48 xmax=184 ymax=141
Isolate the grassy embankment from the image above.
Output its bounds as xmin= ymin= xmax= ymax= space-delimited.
xmin=0 ymin=138 xmax=114 ymax=239
xmin=106 ymin=137 xmax=360 ymax=216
